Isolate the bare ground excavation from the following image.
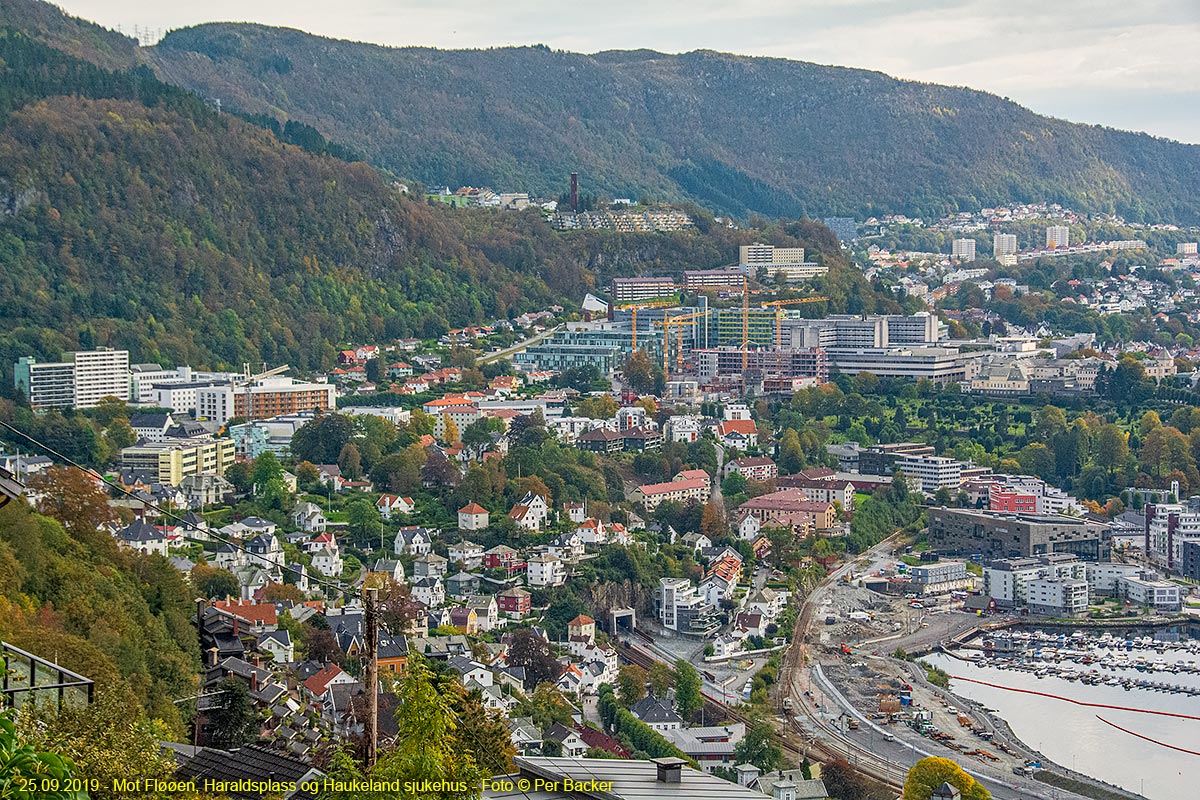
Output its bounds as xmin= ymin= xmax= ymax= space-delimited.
xmin=804 ymin=576 xmax=1145 ymax=800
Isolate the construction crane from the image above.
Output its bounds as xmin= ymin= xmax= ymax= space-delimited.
xmin=760 ymin=297 xmax=829 ymax=348
xmin=612 ymin=300 xmax=676 ymax=350
xmin=653 ymin=311 xmax=709 ymax=375
xmin=237 ymin=364 xmax=290 ymax=422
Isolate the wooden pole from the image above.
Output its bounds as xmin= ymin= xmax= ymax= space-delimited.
xmin=363 ymin=585 xmax=379 ymax=769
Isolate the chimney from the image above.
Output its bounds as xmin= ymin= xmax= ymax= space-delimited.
xmin=206 ymin=647 xmax=219 ymax=668
xmin=653 ymin=757 xmax=685 ymax=784
xmin=250 ymin=671 xmax=259 ymax=692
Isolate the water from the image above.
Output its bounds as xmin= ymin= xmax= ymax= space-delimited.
xmin=926 ymin=630 xmax=1200 ymax=800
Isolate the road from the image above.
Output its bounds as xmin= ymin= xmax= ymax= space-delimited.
xmin=478 ymin=324 xmax=563 ymax=364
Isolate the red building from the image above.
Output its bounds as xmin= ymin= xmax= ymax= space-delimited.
xmin=497 ymin=587 xmax=532 ymax=618
xmin=989 ymin=485 xmax=1037 ymax=514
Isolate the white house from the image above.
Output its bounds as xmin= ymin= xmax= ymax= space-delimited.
xmin=457 ymin=503 xmax=490 ymax=531
xmin=256 ymin=629 xmax=294 ymax=662
xmin=116 ymin=519 xmax=168 ymax=557
xmin=412 ymin=576 xmax=446 ymax=607
xmin=449 ymin=540 xmax=484 ymax=570
xmin=311 ymin=546 xmax=343 ymax=578
xmin=526 ymin=553 xmax=566 ymax=587
xmin=509 ymin=491 xmax=550 ymax=531
xmin=394 ymin=526 xmax=434 ymax=556
xmin=734 ymin=511 xmax=761 ymax=541
xmin=376 ymin=494 xmax=416 ymax=520
xmin=290 ymin=501 xmax=328 ymax=533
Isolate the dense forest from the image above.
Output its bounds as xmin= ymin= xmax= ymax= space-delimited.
xmin=131 ymin=22 xmax=1200 ymax=223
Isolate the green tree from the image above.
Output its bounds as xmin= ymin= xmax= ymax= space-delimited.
xmin=252 ymin=451 xmax=292 ymax=510
xmin=648 ymin=662 xmax=674 ymax=698
xmin=191 ymin=563 xmax=240 ymax=600
xmin=346 ymin=499 xmax=383 ymax=546
xmin=0 ymin=707 xmax=84 ymax=800
xmin=1094 ymin=423 xmax=1129 ymax=474
xmin=902 ymin=756 xmax=990 ymax=800
xmin=338 ymin=442 xmax=363 ymax=480
xmin=292 ymin=414 xmax=356 ymax=464
xmin=206 ymin=678 xmax=258 ymax=749
xmin=777 ymin=429 xmax=805 ymax=474
xmin=673 ymin=659 xmax=703 ymax=721
xmin=617 ymin=664 xmax=648 ymax=706
xmin=733 ymin=717 xmax=783 ymax=771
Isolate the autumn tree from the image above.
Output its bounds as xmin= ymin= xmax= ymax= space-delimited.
xmin=777 ymin=428 xmax=805 ymax=474
xmin=1 ymin=707 xmax=85 ymax=800
xmin=441 ymin=414 xmax=460 ymax=445
xmin=902 ymin=756 xmax=990 ymax=800
xmin=28 ymin=467 xmax=115 ymax=538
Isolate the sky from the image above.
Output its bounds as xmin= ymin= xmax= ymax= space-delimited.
xmin=55 ymin=0 xmax=1200 ymax=143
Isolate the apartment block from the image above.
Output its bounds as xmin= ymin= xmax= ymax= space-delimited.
xmin=611 ymin=277 xmax=677 ymax=303
xmin=897 ymin=454 xmax=962 ymax=494
xmin=1046 ymin=225 xmax=1070 ymax=248
xmin=658 ymin=577 xmax=719 ymax=636
xmin=738 ymin=243 xmax=827 ymax=281
xmin=993 ymin=233 xmax=1018 ymax=260
xmin=120 ymin=437 xmax=236 ymax=486
xmin=196 ymin=377 xmax=336 ymax=424
xmin=13 ymin=348 xmax=130 ymax=409
xmin=951 ymin=238 xmax=976 ymax=262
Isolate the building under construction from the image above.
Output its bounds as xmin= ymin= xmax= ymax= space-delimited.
xmin=694 ymin=346 xmax=829 ymax=383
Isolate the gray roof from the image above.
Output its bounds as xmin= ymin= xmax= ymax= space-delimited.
xmin=485 ymin=757 xmax=772 ymax=800
xmin=629 ymin=695 xmax=682 ymax=725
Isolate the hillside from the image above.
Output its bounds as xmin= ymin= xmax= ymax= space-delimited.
xmin=137 ymin=23 xmax=1200 ymax=224
xmin=0 ymin=21 xmax=891 ymax=388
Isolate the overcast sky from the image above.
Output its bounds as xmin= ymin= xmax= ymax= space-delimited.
xmin=56 ymin=0 xmax=1200 ymax=143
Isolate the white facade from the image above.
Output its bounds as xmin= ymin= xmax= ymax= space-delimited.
xmin=993 ymin=233 xmax=1018 ymax=259
xmin=951 ymin=238 xmax=976 ymax=262
xmin=1046 ymin=225 xmax=1070 ymax=248
xmin=1117 ymin=575 xmax=1182 ymax=611
xmin=897 ymin=454 xmax=963 ymax=494
xmin=1027 ymin=577 xmax=1089 ymax=615
xmin=526 ymin=553 xmax=566 ymax=587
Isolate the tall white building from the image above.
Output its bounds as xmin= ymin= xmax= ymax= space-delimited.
xmin=13 ymin=348 xmax=129 ymax=409
xmin=1046 ymin=225 xmax=1070 ymax=249
xmin=1178 ymin=242 xmax=1199 ymax=255
xmin=738 ymin=243 xmax=827 ymax=282
xmin=993 ymin=233 xmax=1018 ymax=265
xmin=896 ymin=454 xmax=963 ymax=494
xmin=951 ymin=238 xmax=976 ymax=262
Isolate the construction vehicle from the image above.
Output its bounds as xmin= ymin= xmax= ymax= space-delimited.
xmin=840 ymin=643 xmax=852 ymax=655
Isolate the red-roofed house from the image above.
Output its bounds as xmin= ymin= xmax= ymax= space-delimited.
xmin=716 ymin=419 xmax=758 ymax=450
xmin=630 ymin=477 xmax=709 ymax=512
xmin=303 ymin=663 xmax=355 ymax=702
xmin=738 ymin=488 xmax=836 ymax=533
xmin=212 ymin=599 xmax=278 ymax=631
xmin=376 ymin=494 xmax=416 ymax=520
xmin=458 ymin=503 xmax=490 ymax=530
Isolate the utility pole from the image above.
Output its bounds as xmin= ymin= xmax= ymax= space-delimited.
xmin=363 ymin=585 xmax=379 ymax=769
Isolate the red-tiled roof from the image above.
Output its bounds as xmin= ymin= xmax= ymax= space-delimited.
xmin=212 ymin=599 xmax=277 ymax=627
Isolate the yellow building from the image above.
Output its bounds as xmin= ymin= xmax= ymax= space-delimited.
xmin=120 ymin=437 xmax=236 ymax=486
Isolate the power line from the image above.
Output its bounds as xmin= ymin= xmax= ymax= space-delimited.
xmin=0 ymin=417 xmax=348 ymax=596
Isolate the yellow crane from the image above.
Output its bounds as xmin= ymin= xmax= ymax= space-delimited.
xmin=653 ymin=311 xmax=710 ymax=375
xmin=612 ymin=300 xmax=676 ymax=350
xmin=759 ymin=296 xmax=829 ymax=348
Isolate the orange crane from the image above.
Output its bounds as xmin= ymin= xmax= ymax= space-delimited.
xmin=612 ymin=300 xmax=676 ymax=350
xmin=759 ymin=296 xmax=829 ymax=348
xmin=653 ymin=311 xmax=710 ymax=375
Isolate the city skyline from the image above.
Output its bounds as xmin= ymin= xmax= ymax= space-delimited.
xmin=55 ymin=0 xmax=1200 ymax=144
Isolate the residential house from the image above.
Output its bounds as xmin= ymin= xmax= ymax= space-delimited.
xmin=447 ymin=606 xmax=479 ymax=634
xmin=716 ymin=419 xmax=758 ymax=450
xmin=724 ymin=456 xmax=778 ymax=483
xmin=413 ymin=552 xmax=449 ymax=579
xmin=567 ymin=614 xmax=596 ymax=642
xmin=630 ymin=475 xmax=710 ymax=512
xmin=509 ymin=491 xmax=551 ymax=530
xmin=629 ymin=695 xmax=683 ymax=731
xmin=544 ymin=723 xmax=588 ymax=758
xmin=178 ymin=474 xmax=234 ymax=509
xmin=394 ymin=526 xmax=434 ymax=556
xmin=446 ymin=571 xmax=480 ymax=598
xmin=549 ymin=532 xmax=585 ymax=562
xmin=412 ymin=577 xmax=446 ymax=608
xmin=449 ymin=540 xmax=484 ymax=570
xmin=527 ymin=553 xmax=567 ymax=587
xmin=290 ymin=501 xmax=328 ymax=533
xmin=467 ymin=595 xmax=500 ymax=632
xmin=311 ymin=547 xmax=343 ymax=578
xmin=483 ymin=544 xmax=523 ymax=572
xmin=458 ymin=503 xmax=490 ymax=530
xmin=367 ymin=558 xmax=405 ymax=584
xmin=244 ymin=533 xmax=285 ymax=571
xmin=377 ymin=494 xmax=416 ymax=520
xmin=498 ymin=586 xmax=532 ymax=619
xmin=117 ymin=519 xmax=168 ymax=557
xmin=256 ymin=629 xmax=294 ymax=662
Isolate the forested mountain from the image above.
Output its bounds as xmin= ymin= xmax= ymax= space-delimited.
xmin=137 ymin=23 xmax=1200 ymax=224
xmin=0 ymin=15 xmax=892 ymax=385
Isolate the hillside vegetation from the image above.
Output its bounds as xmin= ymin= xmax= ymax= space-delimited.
xmin=136 ymin=24 xmax=1200 ymax=223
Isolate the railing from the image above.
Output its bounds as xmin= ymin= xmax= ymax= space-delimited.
xmin=1 ymin=641 xmax=94 ymax=710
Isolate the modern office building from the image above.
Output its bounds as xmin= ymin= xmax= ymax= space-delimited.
xmin=611 ymin=277 xmax=677 ymax=303
xmin=13 ymin=348 xmax=130 ymax=409
xmin=1046 ymin=225 xmax=1070 ymax=249
xmin=856 ymin=442 xmax=937 ymax=476
xmin=517 ymin=324 xmax=663 ymax=375
xmin=819 ymin=347 xmax=977 ymax=383
xmin=195 ymin=376 xmax=336 ymax=424
xmin=929 ymin=508 xmax=1108 ymax=561
xmin=1184 ymin=540 xmax=1200 ymax=582
xmin=120 ymin=437 xmax=236 ymax=486
xmin=984 ymin=554 xmax=1087 ymax=608
xmin=706 ymin=308 xmax=779 ymax=348
xmin=781 ymin=313 xmax=942 ymax=350
xmin=951 ymin=238 xmax=977 ymax=262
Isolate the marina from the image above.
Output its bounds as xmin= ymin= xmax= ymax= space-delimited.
xmin=926 ymin=626 xmax=1200 ymax=800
